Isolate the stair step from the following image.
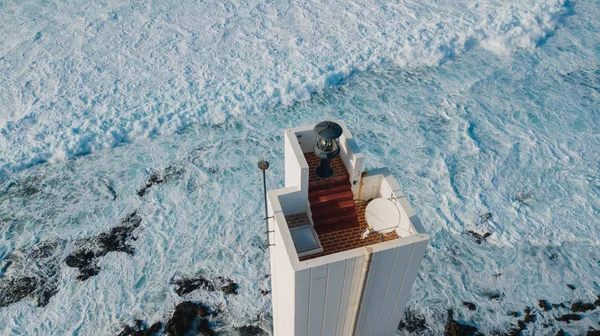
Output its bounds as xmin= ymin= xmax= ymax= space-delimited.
xmin=309 ymin=185 xmax=351 ymax=199
xmin=309 ymin=190 xmax=354 ymax=204
xmin=310 ymin=205 xmax=356 ymax=220
xmin=314 ymin=218 xmax=360 ymax=235
xmin=310 ymin=199 xmax=355 ymax=214
xmin=313 ymin=211 xmax=358 ymax=227
xmin=309 ymin=175 xmax=350 ymax=192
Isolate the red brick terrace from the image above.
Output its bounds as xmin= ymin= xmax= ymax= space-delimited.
xmin=284 ymin=152 xmax=399 ymax=261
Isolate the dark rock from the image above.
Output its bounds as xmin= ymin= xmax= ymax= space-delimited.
xmin=508 ymin=311 xmax=519 ymax=317
xmin=553 ymin=303 xmax=566 ymax=309
xmin=165 ymin=301 xmax=203 ymax=336
xmin=467 ymin=230 xmax=492 ymax=244
xmin=398 ymin=309 xmax=428 ymax=333
xmin=543 ymin=323 xmax=551 ymax=328
xmin=117 ymin=321 xmax=162 ymax=336
xmin=567 ymin=284 xmax=576 ymax=290
xmin=539 ymin=300 xmax=552 ymax=311
xmin=524 ymin=313 xmax=535 ymax=323
xmin=517 ymin=320 xmax=525 ymax=330
xmin=104 ymin=180 xmax=117 ymax=200
xmin=595 ymin=295 xmax=600 ymax=306
xmin=0 ymin=241 xmax=62 ymax=307
xmin=236 ymin=325 xmax=265 ymax=336
xmin=587 ymin=329 xmax=600 ymax=336
xmin=488 ymin=292 xmax=502 ymax=300
xmin=221 ymin=282 xmax=238 ymax=295
xmin=524 ymin=307 xmax=531 ymax=314
xmin=571 ymin=301 xmax=596 ymax=313
xmin=64 ymin=212 xmax=142 ymax=281
xmin=172 ymin=276 xmax=215 ymax=296
xmin=196 ymin=318 xmax=215 ymax=336
xmin=147 ymin=322 xmax=162 ymax=334
xmin=215 ymin=276 xmax=238 ymax=295
xmin=0 ymin=277 xmax=37 ymax=307
xmin=260 ymin=289 xmax=270 ymax=295
xmin=462 ymin=302 xmax=476 ymax=311
xmin=556 ymin=314 xmax=581 ymax=323
xmin=508 ymin=328 xmax=522 ymax=336
xmin=444 ymin=310 xmax=480 ymax=336
xmin=196 ymin=303 xmax=212 ymax=318
xmin=557 ymin=330 xmax=565 ymax=336
xmin=138 ymin=166 xmax=184 ymax=197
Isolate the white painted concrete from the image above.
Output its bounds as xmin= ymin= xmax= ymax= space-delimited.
xmin=268 ymin=122 xmax=429 ymax=336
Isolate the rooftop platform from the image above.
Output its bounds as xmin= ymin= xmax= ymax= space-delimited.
xmin=267 ymin=120 xmax=425 ymax=266
xmin=286 ymin=199 xmax=399 ymax=261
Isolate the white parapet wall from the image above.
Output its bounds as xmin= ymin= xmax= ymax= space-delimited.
xmin=268 ymin=122 xmax=429 ymax=336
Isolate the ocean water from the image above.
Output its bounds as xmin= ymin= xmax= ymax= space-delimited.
xmin=1 ymin=0 xmax=599 ymax=334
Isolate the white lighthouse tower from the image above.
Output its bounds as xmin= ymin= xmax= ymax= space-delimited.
xmin=266 ymin=121 xmax=429 ymax=336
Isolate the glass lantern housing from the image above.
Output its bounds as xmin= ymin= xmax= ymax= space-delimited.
xmin=313 ymin=121 xmax=343 ymax=178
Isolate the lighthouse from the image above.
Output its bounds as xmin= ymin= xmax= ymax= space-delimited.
xmin=265 ymin=121 xmax=429 ymax=336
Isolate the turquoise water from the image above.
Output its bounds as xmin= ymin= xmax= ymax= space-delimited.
xmin=1 ymin=0 xmax=599 ymax=334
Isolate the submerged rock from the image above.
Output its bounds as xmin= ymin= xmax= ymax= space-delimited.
xmin=485 ymin=291 xmax=502 ymax=300
xmin=216 ymin=277 xmax=239 ymax=295
xmin=515 ymin=192 xmax=533 ymax=205
xmin=172 ymin=276 xmax=215 ymax=296
xmin=0 ymin=241 xmax=63 ymax=307
xmin=137 ymin=166 xmax=184 ymax=197
xmin=64 ymin=212 xmax=142 ymax=281
xmin=236 ymin=325 xmax=266 ymax=335
xmin=398 ymin=309 xmax=429 ymax=333
xmin=539 ymin=300 xmax=552 ymax=311
xmin=172 ymin=275 xmax=239 ymax=296
xmin=523 ymin=312 xmax=535 ymax=324
xmin=571 ymin=301 xmax=596 ymax=313
xmin=556 ymin=314 xmax=581 ymax=323
xmin=118 ymin=321 xmax=162 ymax=336
xmin=164 ymin=301 xmax=216 ymax=336
xmin=462 ymin=301 xmax=476 ymax=311
xmin=508 ymin=328 xmax=522 ymax=336
xmin=467 ymin=230 xmax=492 ymax=244
xmin=444 ymin=310 xmax=480 ymax=336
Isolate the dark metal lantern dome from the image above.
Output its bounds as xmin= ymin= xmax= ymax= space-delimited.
xmin=313 ymin=121 xmax=343 ymax=178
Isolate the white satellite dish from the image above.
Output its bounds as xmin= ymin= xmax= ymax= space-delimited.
xmin=365 ymin=198 xmax=401 ymax=234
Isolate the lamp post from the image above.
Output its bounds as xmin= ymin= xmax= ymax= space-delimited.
xmin=258 ymin=158 xmax=271 ymax=246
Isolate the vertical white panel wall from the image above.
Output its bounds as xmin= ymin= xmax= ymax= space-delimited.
xmin=354 ymin=239 xmax=429 ymax=336
xmin=293 ymin=254 xmax=365 ymax=336
xmin=268 ymin=195 xmax=297 ymax=336
xmin=335 ymin=120 xmax=365 ymax=197
xmin=284 ymin=129 xmax=309 ymax=200
xmin=289 ymin=236 xmax=428 ymax=336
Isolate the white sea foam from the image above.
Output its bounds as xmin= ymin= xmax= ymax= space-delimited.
xmin=0 ymin=0 xmax=567 ymax=179
xmin=2 ymin=0 xmax=600 ymax=335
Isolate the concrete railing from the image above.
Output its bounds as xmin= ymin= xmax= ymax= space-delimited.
xmin=336 ymin=120 xmax=365 ymax=197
